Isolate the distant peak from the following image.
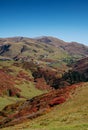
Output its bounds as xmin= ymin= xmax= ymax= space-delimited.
xmin=36 ymin=36 xmax=52 ymax=43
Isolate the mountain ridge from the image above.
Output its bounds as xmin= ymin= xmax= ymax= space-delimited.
xmin=0 ymin=36 xmax=88 ymax=63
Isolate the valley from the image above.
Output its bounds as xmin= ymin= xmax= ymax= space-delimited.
xmin=0 ymin=36 xmax=88 ymax=130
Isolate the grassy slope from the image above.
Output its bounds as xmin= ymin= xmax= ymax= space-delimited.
xmin=0 ymin=97 xmax=25 ymax=111
xmin=0 ymin=39 xmax=69 ymax=62
xmin=1 ymin=37 xmax=88 ymax=63
xmin=0 ymin=61 xmax=46 ymax=110
xmin=2 ymin=82 xmax=88 ymax=130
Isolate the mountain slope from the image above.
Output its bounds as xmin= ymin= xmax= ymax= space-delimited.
xmin=0 ymin=83 xmax=82 ymax=128
xmin=1 ymin=55 xmax=88 ymax=128
xmin=0 ymin=37 xmax=88 ymax=129
xmin=1 ymin=82 xmax=88 ymax=130
xmin=0 ymin=61 xmax=47 ymax=110
xmin=0 ymin=36 xmax=88 ymax=63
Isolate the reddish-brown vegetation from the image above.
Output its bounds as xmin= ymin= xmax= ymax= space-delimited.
xmin=34 ymin=78 xmax=51 ymax=90
xmin=72 ymin=57 xmax=88 ymax=74
xmin=32 ymin=67 xmax=62 ymax=89
xmin=16 ymin=70 xmax=33 ymax=81
xmin=0 ymin=83 xmax=82 ymax=128
xmin=0 ymin=69 xmax=20 ymax=97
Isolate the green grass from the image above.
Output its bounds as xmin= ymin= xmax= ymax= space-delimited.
xmin=0 ymin=61 xmax=47 ymax=111
xmin=15 ymin=81 xmax=46 ymax=99
xmin=1 ymin=123 xmax=88 ymax=130
xmin=0 ymin=96 xmax=25 ymax=110
xmin=1 ymin=82 xmax=88 ymax=130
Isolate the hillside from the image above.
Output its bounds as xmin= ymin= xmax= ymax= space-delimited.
xmin=0 ymin=61 xmax=49 ymax=111
xmin=36 ymin=36 xmax=88 ymax=57
xmin=0 ymin=57 xmax=88 ymax=129
xmin=0 ymin=36 xmax=88 ymax=63
xmin=1 ymin=82 xmax=88 ymax=130
xmin=0 ymin=37 xmax=88 ymax=129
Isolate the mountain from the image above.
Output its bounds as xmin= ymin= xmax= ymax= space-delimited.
xmin=0 ymin=36 xmax=88 ymax=63
xmin=0 ymin=36 xmax=88 ymax=129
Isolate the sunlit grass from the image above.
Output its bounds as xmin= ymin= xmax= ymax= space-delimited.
xmin=2 ymin=83 xmax=88 ymax=130
xmin=0 ymin=96 xmax=25 ymax=110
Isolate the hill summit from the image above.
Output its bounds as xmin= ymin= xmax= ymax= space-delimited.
xmin=0 ymin=36 xmax=88 ymax=62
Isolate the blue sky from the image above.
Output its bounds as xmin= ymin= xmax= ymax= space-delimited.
xmin=0 ymin=0 xmax=88 ymax=45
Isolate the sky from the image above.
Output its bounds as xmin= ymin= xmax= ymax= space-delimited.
xmin=0 ymin=0 xmax=88 ymax=45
